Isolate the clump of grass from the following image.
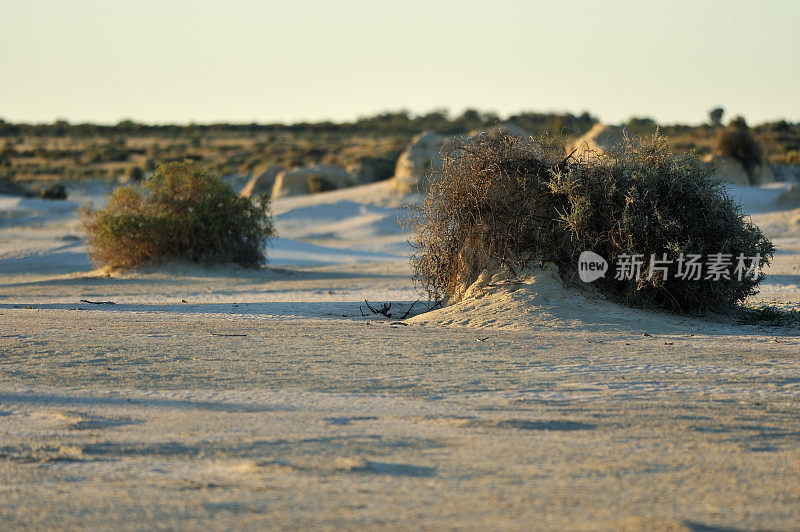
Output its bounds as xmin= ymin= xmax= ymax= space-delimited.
xmin=409 ymin=133 xmax=775 ymax=315
xmin=82 ymin=160 xmax=274 ymax=269
xmin=738 ymin=304 xmax=800 ymax=326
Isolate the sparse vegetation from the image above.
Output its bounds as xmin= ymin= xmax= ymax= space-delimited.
xmin=738 ymin=304 xmax=800 ymax=326
xmin=27 ymin=183 xmax=67 ymax=200
xmin=0 ymin=111 xmax=599 ymax=184
xmin=82 ymin=161 xmax=274 ymax=269
xmin=2 ymin=112 xmax=798 ymax=186
xmin=716 ymin=121 xmax=764 ymax=181
xmin=306 ymin=175 xmax=336 ymax=194
xmin=409 ymin=133 xmax=775 ymax=314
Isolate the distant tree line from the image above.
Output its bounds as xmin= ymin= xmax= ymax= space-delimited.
xmin=0 ymin=109 xmax=599 ymax=138
xmin=2 ymin=109 xmax=797 ymax=140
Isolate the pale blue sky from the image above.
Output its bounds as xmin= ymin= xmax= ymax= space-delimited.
xmin=1 ymin=0 xmax=798 ymax=125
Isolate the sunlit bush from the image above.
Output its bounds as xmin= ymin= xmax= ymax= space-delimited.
xmin=82 ymin=161 xmax=274 ymax=269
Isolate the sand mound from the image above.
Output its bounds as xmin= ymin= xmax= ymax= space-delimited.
xmin=409 ymin=264 xmax=705 ymax=334
xmin=240 ymin=164 xmax=283 ymax=197
xmin=389 ymin=125 xmax=532 ymax=194
xmin=389 ymin=131 xmax=446 ymax=194
xmin=271 ymin=164 xmax=353 ymax=199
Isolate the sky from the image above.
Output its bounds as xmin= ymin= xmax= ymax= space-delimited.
xmin=1 ymin=0 xmax=798 ymax=126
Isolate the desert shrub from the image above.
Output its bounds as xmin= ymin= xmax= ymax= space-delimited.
xmin=122 ymin=165 xmax=144 ymax=183
xmin=370 ymin=157 xmax=397 ymax=181
xmin=784 ymin=150 xmax=800 ymax=165
xmin=552 ymin=136 xmax=774 ymax=312
xmin=409 ymin=133 xmax=774 ymax=314
xmin=776 ymin=185 xmax=800 ymax=205
xmin=739 ymin=304 xmax=800 ymax=326
xmin=347 ymin=156 xmax=396 ymax=182
xmin=82 ymin=160 xmax=274 ymax=269
xmin=716 ymin=126 xmax=763 ymax=181
xmin=0 ymin=141 xmax=15 ymax=164
xmin=409 ymin=134 xmax=566 ymax=302
xmin=79 ymin=144 xmax=128 ymax=165
xmin=306 ymin=175 xmax=336 ymax=193
xmin=27 ymin=183 xmax=67 ymax=200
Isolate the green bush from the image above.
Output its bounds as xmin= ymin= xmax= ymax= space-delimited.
xmin=82 ymin=160 xmax=274 ymax=269
xmin=409 ymin=133 xmax=774 ymax=314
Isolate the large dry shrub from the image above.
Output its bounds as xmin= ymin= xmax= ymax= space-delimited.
xmin=408 ymin=133 xmax=567 ymax=302
xmin=82 ymin=160 xmax=274 ymax=269
xmin=409 ymin=133 xmax=774 ymax=314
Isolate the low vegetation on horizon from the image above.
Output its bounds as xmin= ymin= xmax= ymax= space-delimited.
xmin=81 ymin=161 xmax=274 ymax=269
xmin=1 ymin=109 xmax=797 ymax=185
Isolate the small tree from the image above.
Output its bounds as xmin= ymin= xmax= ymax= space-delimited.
xmin=729 ymin=115 xmax=748 ymax=129
xmin=708 ymin=107 xmax=725 ymax=128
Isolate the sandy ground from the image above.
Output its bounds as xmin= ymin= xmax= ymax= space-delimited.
xmin=1 ymin=180 xmax=799 ymax=530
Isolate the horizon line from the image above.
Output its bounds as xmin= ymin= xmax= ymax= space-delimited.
xmin=2 ymin=108 xmax=796 ymax=129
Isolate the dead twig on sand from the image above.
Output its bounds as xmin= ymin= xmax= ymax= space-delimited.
xmin=80 ymin=299 xmax=116 ymax=305
xmin=361 ymin=299 xmax=440 ymax=321
xmin=399 ymin=300 xmax=420 ymax=320
xmin=362 ymin=299 xmax=425 ymax=321
xmin=363 ymin=300 xmax=393 ymax=318
xmin=210 ymin=331 xmax=247 ymax=337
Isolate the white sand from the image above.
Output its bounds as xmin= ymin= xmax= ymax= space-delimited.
xmin=1 ymin=180 xmax=799 ymax=530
